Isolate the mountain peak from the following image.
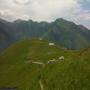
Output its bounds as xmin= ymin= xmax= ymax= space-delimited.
xmin=55 ymin=18 xmax=66 ymax=22
xmin=14 ymin=19 xmax=26 ymax=23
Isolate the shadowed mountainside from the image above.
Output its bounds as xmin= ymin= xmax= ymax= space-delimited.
xmin=0 ymin=18 xmax=90 ymax=52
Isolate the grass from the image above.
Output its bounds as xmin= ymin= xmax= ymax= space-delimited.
xmin=0 ymin=39 xmax=90 ymax=90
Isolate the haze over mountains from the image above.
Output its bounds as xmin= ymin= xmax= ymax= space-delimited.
xmin=0 ymin=18 xmax=90 ymax=52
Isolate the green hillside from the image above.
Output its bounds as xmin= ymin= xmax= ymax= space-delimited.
xmin=0 ymin=39 xmax=90 ymax=90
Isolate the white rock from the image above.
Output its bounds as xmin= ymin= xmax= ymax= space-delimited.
xmin=39 ymin=38 xmax=43 ymax=40
xmin=59 ymin=56 xmax=64 ymax=60
xmin=47 ymin=59 xmax=57 ymax=64
xmin=49 ymin=43 xmax=55 ymax=46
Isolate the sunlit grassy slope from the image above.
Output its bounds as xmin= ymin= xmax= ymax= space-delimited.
xmin=0 ymin=39 xmax=90 ymax=90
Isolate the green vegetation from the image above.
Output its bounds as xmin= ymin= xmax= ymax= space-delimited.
xmin=0 ymin=39 xmax=90 ymax=90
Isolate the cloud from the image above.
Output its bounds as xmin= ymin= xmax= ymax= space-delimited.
xmin=77 ymin=12 xmax=90 ymax=20
xmin=74 ymin=10 xmax=90 ymax=29
xmin=0 ymin=0 xmax=89 ymax=29
xmin=28 ymin=0 xmax=79 ymax=21
xmin=14 ymin=0 xmax=30 ymax=5
xmin=0 ymin=9 xmax=32 ymax=21
xmin=0 ymin=9 xmax=16 ymax=21
xmin=0 ymin=0 xmax=80 ymax=21
xmin=86 ymin=0 xmax=90 ymax=3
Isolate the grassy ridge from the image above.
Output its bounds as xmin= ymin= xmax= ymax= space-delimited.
xmin=0 ymin=39 xmax=90 ymax=90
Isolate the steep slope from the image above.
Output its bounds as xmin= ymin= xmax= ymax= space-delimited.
xmin=0 ymin=19 xmax=15 ymax=52
xmin=0 ymin=18 xmax=90 ymax=52
xmin=45 ymin=19 xmax=90 ymax=49
xmin=0 ymin=39 xmax=90 ymax=90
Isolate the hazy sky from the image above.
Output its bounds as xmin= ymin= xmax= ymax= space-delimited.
xmin=0 ymin=0 xmax=90 ymax=29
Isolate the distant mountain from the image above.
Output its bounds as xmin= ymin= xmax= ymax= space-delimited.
xmin=0 ymin=18 xmax=90 ymax=52
xmin=0 ymin=19 xmax=15 ymax=52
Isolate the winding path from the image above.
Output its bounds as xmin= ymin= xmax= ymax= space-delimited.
xmin=39 ymin=79 xmax=44 ymax=90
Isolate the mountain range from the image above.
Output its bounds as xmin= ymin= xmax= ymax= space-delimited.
xmin=0 ymin=18 xmax=90 ymax=52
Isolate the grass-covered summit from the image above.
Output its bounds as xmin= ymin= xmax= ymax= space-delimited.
xmin=0 ymin=39 xmax=90 ymax=90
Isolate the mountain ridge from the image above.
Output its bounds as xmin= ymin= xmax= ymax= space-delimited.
xmin=0 ymin=18 xmax=90 ymax=52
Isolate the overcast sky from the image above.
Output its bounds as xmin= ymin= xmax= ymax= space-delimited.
xmin=0 ymin=0 xmax=90 ymax=29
